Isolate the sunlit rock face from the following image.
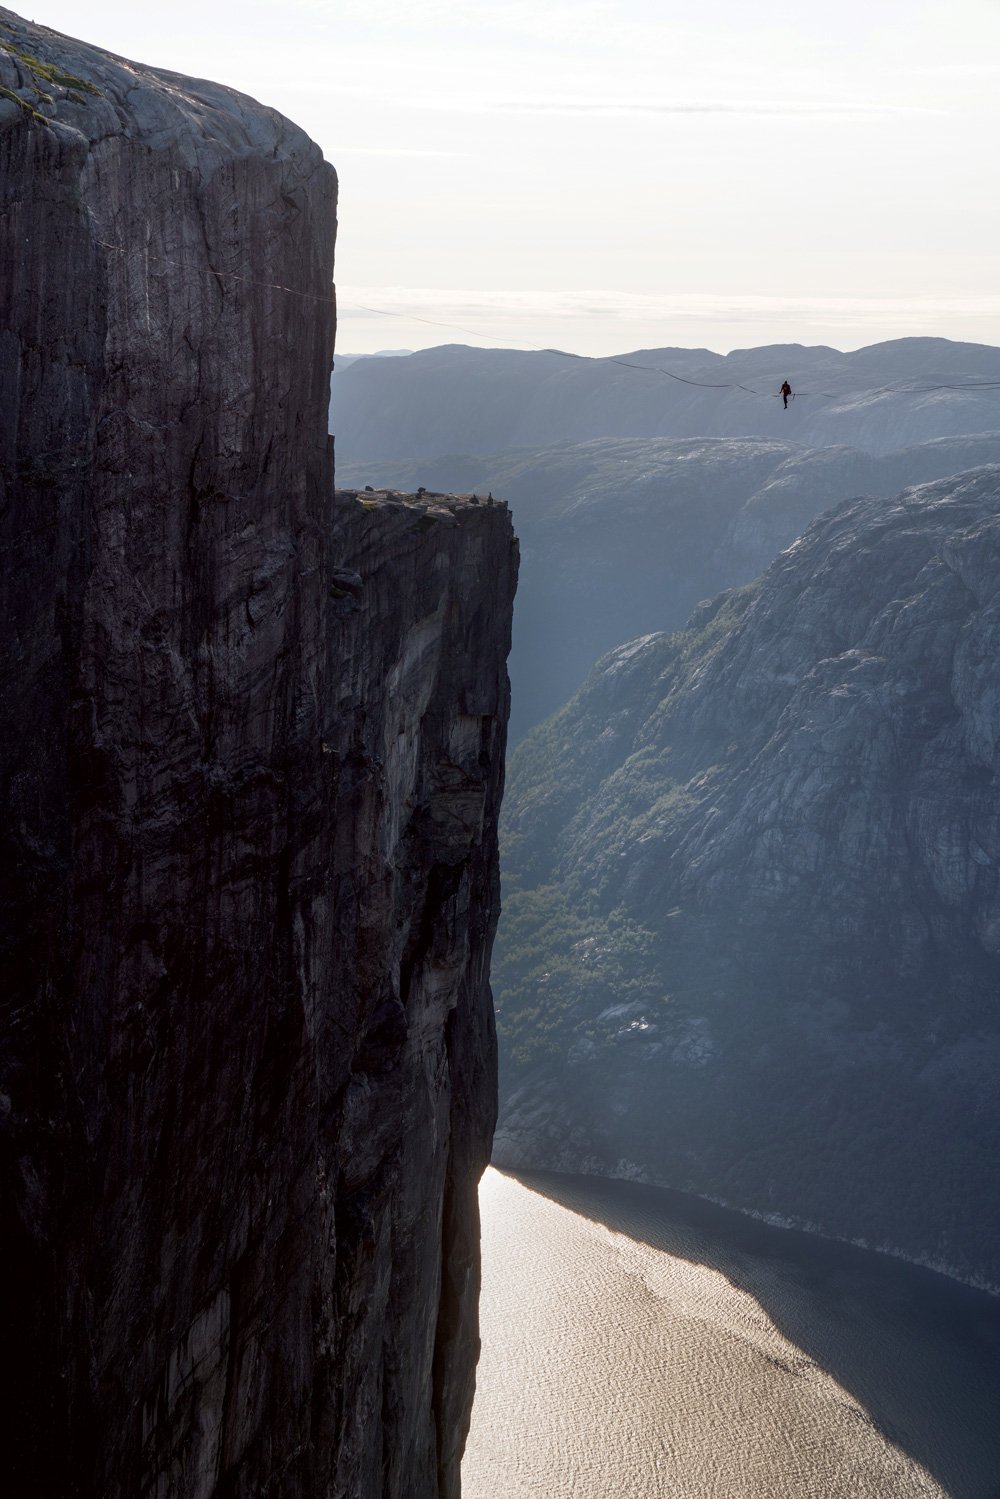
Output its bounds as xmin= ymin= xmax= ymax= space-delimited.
xmin=494 ymin=467 xmax=1000 ymax=1287
xmin=0 ymin=9 xmax=516 ymax=1496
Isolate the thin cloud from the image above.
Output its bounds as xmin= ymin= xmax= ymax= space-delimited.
xmin=481 ymin=98 xmax=941 ymax=119
xmin=334 ymin=89 xmax=944 ymax=120
xmin=900 ymin=62 xmax=1000 ymax=76
xmin=335 ymin=288 xmax=1000 ymax=357
xmin=339 ymin=288 xmax=1000 ymax=328
xmin=335 ymin=145 xmax=469 ymax=157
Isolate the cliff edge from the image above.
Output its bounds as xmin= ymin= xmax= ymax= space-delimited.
xmin=0 ymin=10 xmax=516 ymax=1496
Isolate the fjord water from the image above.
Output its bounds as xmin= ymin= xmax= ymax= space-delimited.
xmin=464 ymin=1170 xmax=1000 ymax=1499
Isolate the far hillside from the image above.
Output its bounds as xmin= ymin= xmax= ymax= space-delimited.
xmin=492 ymin=467 xmax=1000 ymax=1288
xmin=338 ymin=433 xmax=1000 ymax=740
xmin=331 ymin=337 xmax=1000 ymax=463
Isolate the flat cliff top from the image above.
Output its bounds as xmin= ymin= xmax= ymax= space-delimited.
xmin=0 ymin=5 xmax=323 ymax=164
xmin=337 ymin=433 xmax=1000 ymax=742
xmin=336 ymin=489 xmax=510 ymax=541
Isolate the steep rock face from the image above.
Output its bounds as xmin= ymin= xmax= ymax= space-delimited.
xmin=321 ymin=489 xmax=516 ymax=1499
xmin=0 ymin=11 xmax=516 ymax=1497
xmin=494 ymin=468 xmax=1000 ymax=1285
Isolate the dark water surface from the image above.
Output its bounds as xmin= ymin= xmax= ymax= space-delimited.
xmin=463 ymin=1168 xmax=1000 ymax=1499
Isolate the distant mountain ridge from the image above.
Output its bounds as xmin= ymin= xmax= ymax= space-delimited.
xmin=332 ymin=337 xmax=1000 ymax=462
xmin=339 ymin=432 xmax=1000 ymax=740
xmin=491 ymin=465 xmax=1000 ymax=1286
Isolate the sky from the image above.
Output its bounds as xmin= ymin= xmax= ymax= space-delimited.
xmin=30 ymin=0 xmax=1000 ymax=356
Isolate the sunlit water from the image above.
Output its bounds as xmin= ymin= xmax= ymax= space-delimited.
xmin=464 ymin=1169 xmax=1000 ymax=1499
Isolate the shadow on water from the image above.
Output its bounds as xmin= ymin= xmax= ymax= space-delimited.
xmin=504 ymin=1168 xmax=1000 ymax=1499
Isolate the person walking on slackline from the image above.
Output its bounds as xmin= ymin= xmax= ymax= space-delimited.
xmin=780 ymin=380 xmax=793 ymax=409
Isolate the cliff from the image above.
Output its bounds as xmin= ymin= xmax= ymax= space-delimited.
xmin=493 ymin=467 xmax=1000 ymax=1286
xmin=338 ymin=433 xmax=1000 ymax=740
xmin=0 ymin=10 xmax=516 ymax=1496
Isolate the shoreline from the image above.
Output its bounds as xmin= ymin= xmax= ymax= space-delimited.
xmin=493 ymin=1154 xmax=1000 ymax=1300
xmin=469 ymin=1164 xmax=1000 ymax=1499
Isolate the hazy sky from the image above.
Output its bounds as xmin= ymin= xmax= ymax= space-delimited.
xmin=33 ymin=0 xmax=1000 ymax=355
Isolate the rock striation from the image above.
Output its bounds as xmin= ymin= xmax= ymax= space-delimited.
xmin=0 ymin=10 xmax=516 ymax=1497
xmin=494 ymin=468 xmax=1000 ymax=1286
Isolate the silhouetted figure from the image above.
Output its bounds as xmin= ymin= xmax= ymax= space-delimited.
xmin=780 ymin=380 xmax=792 ymax=409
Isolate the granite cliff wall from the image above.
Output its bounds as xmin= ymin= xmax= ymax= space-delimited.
xmin=0 ymin=10 xmax=516 ymax=1496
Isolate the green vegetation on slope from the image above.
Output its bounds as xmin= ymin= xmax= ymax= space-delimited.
xmin=494 ymin=885 xmax=666 ymax=1073
xmin=493 ymin=477 xmax=1000 ymax=1284
xmin=496 ymin=586 xmax=763 ymax=1082
xmin=0 ymin=28 xmax=102 ymax=122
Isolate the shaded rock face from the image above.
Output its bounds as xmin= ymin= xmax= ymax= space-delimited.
xmin=0 ymin=11 xmax=516 ymax=1498
xmin=494 ymin=469 xmax=1000 ymax=1286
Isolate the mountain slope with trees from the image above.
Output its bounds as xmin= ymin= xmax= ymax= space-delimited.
xmin=492 ymin=467 xmax=1000 ymax=1286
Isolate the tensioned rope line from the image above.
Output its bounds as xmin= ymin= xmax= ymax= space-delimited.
xmin=315 ymin=295 xmax=1000 ymax=401
xmin=534 ymin=349 xmax=1000 ymax=399
xmin=73 ymin=236 xmax=1000 ymax=402
xmin=349 ymin=297 xmax=800 ymax=396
